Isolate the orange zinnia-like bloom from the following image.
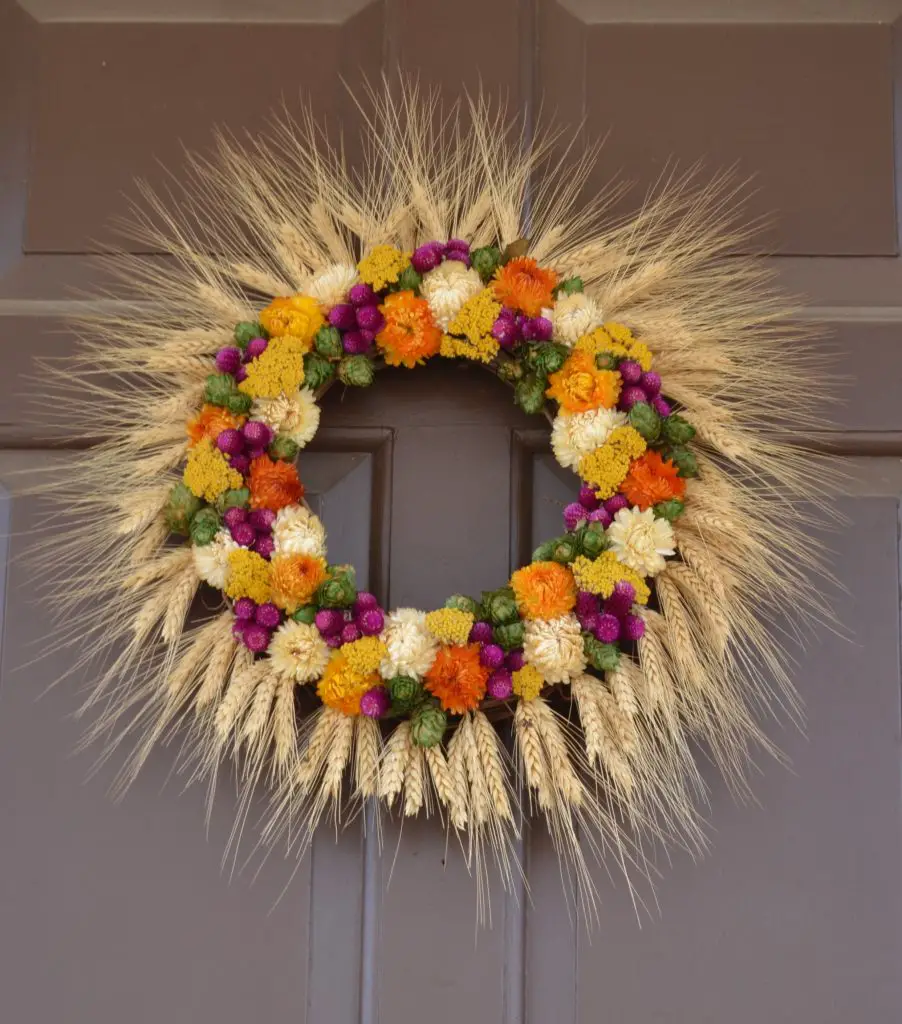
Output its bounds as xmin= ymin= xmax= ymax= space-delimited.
xmin=424 ymin=644 xmax=489 ymax=714
xmin=247 ymin=455 xmax=304 ymax=511
xmin=491 ymin=257 xmax=557 ymax=316
xmin=620 ymin=451 xmax=686 ymax=510
xmin=269 ymin=553 xmax=328 ymax=613
xmin=546 ymin=350 xmax=621 ymax=413
xmin=186 ymin=404 xmax=245 ymax=447
xmin=376 ymin=290 xmax=443 ymax=368
xmin=510 ymin=561 xmax=577 ymax=621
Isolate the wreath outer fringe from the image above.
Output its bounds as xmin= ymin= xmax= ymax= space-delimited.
xmin=31 ymin=86 xmax=834 ymax=920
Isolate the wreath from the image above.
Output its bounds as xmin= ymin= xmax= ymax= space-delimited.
xmin=39 ymin=89 xmax=829 ymax=912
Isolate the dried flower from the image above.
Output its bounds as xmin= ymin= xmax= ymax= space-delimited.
xmin=441 ymin=287 xmax=502 ymax=362
xmin=522 ymin=614 xmax=586 ymax=684
xmin=193 ymin=528 xmax=238 ymax=588
xmin=317 ymin=652 xmax=379 ymax=716
xmin=570 ymin=552 xmax=650 ymax=605
xmin=306 ymin=264 xmax=357 ymax=310
xmin=511 ymin=663 xmax=544 ymax=701
xmin=269 ymin=553 xmax=327 ymax=613
xmin=357 ymin=245 xmax=411 ymax=291
xmin=251 ymin=388 xmax=320 ymax=448
xmin=424 ymin=644 xmax=489 ymax=713
xmin=272 ymin=505 xmax=327 ymax=558
xmin=341 ymin=636 xmax=388 ymax=675
xmin=186 ymin=404 xmax=245 ymax=447
xmin=259 ymin=294 xmax=324 ymax=342
xmin=420 ymin=261 xmax=483 ymax=329
xmin=425 ymin=608 xmax=475 ymax=646
xmin=377 ymin=290 xmax=443 ymax=368
xmin=225 ymin=548 xmax=272 ymax=604
xmin=268 ymin=620 xmax=330 ymax=682
xmin=492 ymin=257 xmax=557 ymax=316
xmin=544 ymin=292 xmax=603 ymax=346
xmin=578 ymin=425 xmax=647 ymax=499
xmin=620 ymin=450 xmax=686 ymax=510
xmin=380 ymin=608 xmax=439 ymax=679
xmin=550 ymin=407 xmax=628 ymax=469
xmin=183 ymin=439 xmax=244 ymax=502
xmin=510 ymin=561 xmax=577 ymax=620
xmin=606 ymin=507 xmax=675 ymax=576
xmin=238 ymin=335 xmax=308 ymax=399
xmin=248 ymin=455 xmax=304 ymax=511
xmin=546 ymin=350 xmax=621 ymax=413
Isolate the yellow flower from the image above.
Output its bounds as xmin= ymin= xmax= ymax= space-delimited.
xmin=577 ymin=425 xmax=647 ymax=498
xmin=425 ymin=608 xmax=474 ymax=646
xmin=570 ymin=552 xmax=650 ymax=605
xmin=342 ymin=636 xmax=388 ymax=676
xmin=259 ymin=295 xmax=324 ymax=342
xmin=446 ymin=288 xmax=501 ymax=345
xmin=440 ymin=332 xmax=499 ymax=363
xmin=182 ymin=438 xmax=243 ymax=502
xmin=574 ymin=328 xmax=630 ymax=361
xmin=603 ymin=321 xmax=634 ymax=346
xmin=511 ymin=664 xmax=544 ymax=701
xmin=238 ymin=335 xmax=307 ymax=399
xmin=317 ymin=652 xmax=378 ymax=716
xmin=574 ymin=323 xmax=653 ymax=372
xmin=357 ymin=245 xmax=410 ymax=291
xmin=225 ymin=549 xmax=273 ymax=604
xmin=628 ymin=339 xmax=653 ymax=372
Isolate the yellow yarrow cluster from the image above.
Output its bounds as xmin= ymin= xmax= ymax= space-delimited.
xmin=357 ymin=245 xmax=410 ymax=291
xmin=441 ymin=289 xmax=501 ymax=363
xmin=238 ymin=335 xmax=307 ymax=399
xmin=225 ymin=549 xmax=272 ymax=604
xmin=575 ymin=322 xmax=653 ymax=373
xmin=570 ymin=552 xmax=650 ymax=605
xmin=317 ymin=652 xmax=378 ymax=716
xmin=259 ymin=294 xmax=324 ymax=341
xmin=182 ymin=439 xmax=243 ymax=502
xmin=574 ymin=329 xmax=629 ymax=361
xmin=511 ymin=664 xmax=543 ymax=701
xmin=341 ymin=636 xmax=388 ymax=676
xmin=425 ymin=608 xmax=474 ymax=646
xmin=578 ymin=425 xmax=647 ymax=498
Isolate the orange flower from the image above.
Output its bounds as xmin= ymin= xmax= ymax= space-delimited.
xmin=376 ymin=290 xmax=442 ymax=368
xmin=270 ymin=553 xmax=328 ymax=613
xmin=258 ymin=294 xmax=324 ymax=343
xmin=492 ymin=257 xmax=557 ymax=316
xmin=546 ymin=350 xmax=621 ymax=412
xmin=510 ymin=561 xmax=577 ymax=620
xmin=424 ymin=645 xmax=489 ymax=714
xmin=620 ymin=451 xmax=686 ymax=510
xmin=186 ymin=404 xmax=245 ymax=446
xmin=247 ymin=455 xmax=304 ymax=511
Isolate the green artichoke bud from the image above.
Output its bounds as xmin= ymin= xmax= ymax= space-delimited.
xmin=445 ymin=594 xmax=479 ymax=615
xmin=533 ymin=343 xmax=568 ymax=377
xmin=471 ymin=245 xmax=502 ymax=282
xmin=496 ymin=358 xmax=524 ymax=384
xmin=662 ymin=414 xmax=696 ymax=445
xmin=389 ymin=675 xmax=425 ymax=715
xmin=514 ymin=374 xmax=547 ymax=415
xmin=531 ymin=539 xmax=557 ymax=563
xmin=268 ymin=435 xmax=299 ymax=462
xmin=410 ymin=704 xmax=448 ymax=748
xmin=189 ymin=506 xmax=220 ymax=546
xmin=234 ymin=321 xmax=263 ymax=348
xmin=579 ymin=521 xmax=609 ymax=558
xmin=663 ymin=444 xmax=699 ymax=478
xmin=494 ymin=621 xmax=525 ymax=652
xmin=317 ymin=565 xmax=357 ymax=608
xmin=395 ymin=265 xmax=422 ymax=293
xmin=595 ymin=352 xmax=619 ymax=371
xmin=556 ymin=276 xmax=584 ymax=296
xmin=314 ymin=325 xmax=344 ymax=359
xmin=204 ymin=372 xmax=236 ymax=407
xmin=338 ymin=355 xmax=375 ymax=388
xmin=550 ymin=535 xmax=579 ymax=563
xmin=215 ymin=487 xmax=250 ymax=514
xmin=583 ymin=635 xmax=621 ymax=672
xmin=163 ymin=483 xmax=202 ymax=535
xmin=225 ymin=392 xmax=252 ymax=416
xmin=653 ymin=499 xmax=685 ymax=523
xmin=292 ymin=605 xmax=318 ymax=625
xmin=303 ymin=352 xmax=335 ymax=391
xmin=629 ymin=401 xmax=662 ymax=443
xmin=481 ymin=587 xmax=520 ymax=625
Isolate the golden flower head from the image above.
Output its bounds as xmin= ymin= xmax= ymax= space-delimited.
xmin=510 ymin=561 xmax=577 ymax=620
xmin=577 ymin=425 xmax=647 ymax=499
xmin=358 ymin=245 xmax=411 ymax=291
xmin=341 ymin=636 xmax=389 ymax=676
xmin=546 ymin=349 xmax=621 ymax=413
xmin=238 ymin=335 xmax=307 ymax=399
xmin=424 ymin=608 xmax=475 ymax=647
xmin=317 ymin=652 xmax=379 ymax=716
xmin=570 ymin=552 xmax=650 ymax=605
xmin=225 ymin=548 xmax=272 ymax=604
xmin=183 ymin=438 xmax=244 ymax=502
xmin=267 ymin=620 xmax=330 ymax=683
xmin=269 ymin=553 xmax=327 ymax=613
xmin=259 ymin=294 xmax=324 ymax=342
xmin=511 ymin=663 xmax=544 ymax=701
xmin=522 ymin=614 xmax=586 ymax=684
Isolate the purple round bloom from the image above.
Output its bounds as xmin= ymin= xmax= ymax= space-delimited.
xmin=215 ymin=346 xmax=243 ymax=375
xmin=248 ymin=508 xmax=276 ymax=532
xmin=605 ymin=580 xmax=636 ymax=617
xmin=564 ymin=501 xmax=588 ymax=532
xmin=328 ymin=303 xmax=357 ymax=330
xmin=575 ymin=591 xmax=600 ymax=619
xmin=233 ymin=597 xmax=256 ymax=621
xmin=411 ymin=242 xmax=444 ymax=274
xmin=354 ymin=592 xmax=379 ymax=613
xmin=652 ymin=396 xmax=672 ymax=418
xmin=243 ymin=420 xmax=273 ymax=448
xmin=348 ymin=283 xmax=377 ymax=307
xmin=618 ymin=359 xmax=643 ymax=385
xmin=223 ymin=506 xmax=247 ymax=530
xmin=621 ymin=613 xmax=646 ymax=642
xmin=360 ymin=686 xmax=391 ymax=718
xmin=604 ymin=495 xmax=629 ymax=516
xmin=486 ymin=669 xmax=513 ymax=700
xmin=594 ymin=613 xmax=621 ymax=643
xmin=325 ymin=633 xmax=343 ymax=649
xmin=469 ymin=621 xmax=494 ymax=645
xmin=246 ymin=446 xmax=268 ymax=461
xmin=355 ymin=304 xmax=384 ymax=332
xmin=524 ymin=316 xmax=553 ymax=342
xmin=480 ymin=643 xmax=505 ymax=670
xmin=506 ymin=649 xmax=525 ymax=672
xmin=640 ymin=371 xmax=662 ymax=396
xmin=358 ymin=609 xmax=385 ymax=636
xmin=216 ymin=428 xmax=245 ymax=456
xmin=444 ymin=248 xmax=471 ymax=266
xmin=446 ymin=237 xmax=470 ymax=253
xmin=242 ymin=624 xmax=271 ymax=653
xmin=315 ymin=609 xmax=344 ymax=636
xmin=229 ymin=454 xmax=250 ymax=475
xmin=253 ymin=534 xmax=275 ymax=560
xmin=342 ymin=330 xmax=373 ymax=355
xmin=340 ymin=623 xmax=361 ymax=645
xmin=619 ymin=385 xmax=648 ymax=411
xmin=234 ymin=365 xmax=248 ymax=383
xmin=245 ymin=337 xmax=268 ymax=360
xmin=578 ymin=611 xmax=599 ymax=634
xmin=491 ymin=313 xmax=520 ymax=351
xmin=254 ymin=602 xmax=281 ymax=629
xmin=578 ymin=484 xmax=600 ymax=511
xmin=230 ymin=522 xmax=256 ymax=548
xmin=587 ymin=507 xmax=612 ymax=528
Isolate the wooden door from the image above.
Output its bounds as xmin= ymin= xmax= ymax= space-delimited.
xmin=2 ymin=2 xmax=902 ymax=1022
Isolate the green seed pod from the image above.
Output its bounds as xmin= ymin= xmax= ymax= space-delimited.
xmin=189 ymin=506 xmax=221 ymax=546
xmin=303 ymin=352 xmax=335 ymax=391
xmin=663 ymin=444 xmax=699 ymax=478
xmin=163 ymin=482 xmax=203 ymax=535
xmin=583 ymin=635 xmax=621 ymax=672
xmin=215 ymin=487 xmax=250 ymax=514
xmin=234 ymin=321 xmax=263 ymax=348
xmin=292 ymin=605 xmax=318 ymax=625
xmin=629 ymin=401 xmax=662 ymax=443
xmin=314 ymin=325 xmax=344 ymax=359
xmin=550 ymin=535 xmax=579 ymax=564
xmin=268 ymin=435 xmax=300 ymax=462
xmin=204 ymin=372 xmax=236 ymax=407
xmin=579 ymin=522 xmax=609 ymax=559
xmin=534 ymin=343 xmax=568 ymax=377
xmin=410 ymin=704 xmax=448 ymax=748
xmin=557 ymin=276 xmax=584 ymax=296
xmin=481 ymin=587 xmax=520 ymax=626
xmin=662 ymin=414 xmax=697 ymax=445
xmin=338 ymin=355 xmax=375 ymax=388
xmin=595 ymin=352 xmax=619 ymax=371
xmin=496 ymin=358 xmax=524 ymax=384
xmin=395 ymin=265 xmax=422 ymax=293
xmin=653 ymin=499 xmax=685 ymax=523
xmin=531 ymin=539 xmax=557 ymax=563
xmin=445 ymin=594 xmax=479 ymax=616
xmin=317 ymin=565 xmax=357 ymax=608
xmin=471 ymin=245 xmax=503 ymax=282
xmin=514 ymin=374 xmax=547 ymax=416
xmin=225 ymin=392 xmax=253 ymax=416
xmin=493 ymin=620 xmax=525 ymax=652
xmin=389 ymin=675 xmax=425 ymax=715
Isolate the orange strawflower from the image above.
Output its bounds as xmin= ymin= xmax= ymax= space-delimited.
xmin=269 ymin=553 xmax=328 ymax=613
xmin=376 ymin=290 xmax=443 ymax=368
xmin=510 ymin=561 xmax=577 ymax=621
xmin=546 ymin=350 xmax=621 ymax=412
xmin=620 ymin=451 xmax=686 ymax=510
xmin=186 ymin=404 xmax=245 ymax=447
xmin=247 ymin=455 xmax=304 ymax=511
xmin=424 ymin=644 xmax=489 ymax=714
xmin=492 ymin=257 xmax=557 ymax=316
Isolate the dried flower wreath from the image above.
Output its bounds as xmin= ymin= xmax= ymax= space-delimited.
xmin=36 ymin=86 xmax=831 ymax=916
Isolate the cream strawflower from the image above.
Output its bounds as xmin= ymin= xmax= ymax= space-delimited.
xmin=267 ymin=620 xmax=330 ymax=683
xmin=522 ymin=614 xmax=586 ymax=684
xmin=251 ymin=388 xmax=320 ymax=447
xmin=379 ymin=608 xmax=439 ymax=679
xmin=551 ymin=407 xmax=628 ymax=469
xmin=420 ymin=261 xmax=484 ymax=329
xmin=543 ymin=292 xmax=603 ymax=346
xmin=607 ymin=506 xmax=675 ymax=576
xmin=272 ymin=505 xmax=327 ymax=558
xmin=305 ymin=263 xmax=357 ymax=310
xmin=192 ymin=529 xmax=238 ymax=589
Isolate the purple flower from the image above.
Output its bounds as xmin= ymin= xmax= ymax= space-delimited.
xmin=469 ymin=621 xmax=494 ymax=645
xmin=233 ymin=597 xmax=256 ymax=621
xmin=575 ymin=591 xmax=600 ymax=619
xmin=578 ymin=484 xmax=600 ymax=511
xmin=618 ymin=360 xmax=642 ymax=385
xmin=229 ymin=454 xmax=250 ymax=475
xmin=215 ymin=346 xmax=243 ymax=375
xmin=230 ymin=522 xmax=256 ymax=548
xmin=253 ymin=534 xmax=275 ymax=560
xmin=242 ymin=420 xmax=273 ymax=449
xmin=411 ymin=242 xmax=444 ymax=274
xmin=605 ymin=580 xmax=636 ymax=617
xmin=328 ymin=304 xmax=357 ymax=331
xmin=354 ymin=591 xmax=379 ymax=613
xmin=491 ymin=310 xmax=520 ymax=351
xmin=621 ymin=613 xmax=646 ymax=642
xmin=587 ymin=507 xmax=612 ymax=528
xmin=523 ymin=316 xmax=553 ymax=342
xmin=358 ymin=609 xmax=385 ymax=636
xmin=360 ymin=686 xmax=390 ymax=718
xmin=480 ymin=643 xmax=505 ymax=670
xmin=578 ymin=611 xmax=599 ymax=634
xmin=325 ymin=633 xmax=343 ymax=649
xmin=619 ymin=385 xmax=648 ymax=411
xmin=604 ymin=495 xmax=629 ymax=516
xmin=216 ymin=428 xmax=245 ymax=456
xmin=355 ymin=305 xmax=384 ymax=333
xmin=245 ymin=337 xmax=268 ymax=359
xmin=248 ymin=508 xmax=276 ymax=531
xmin=593 ymin=613 xmax=621 ymax=643
xmin=652 ymin=396 xmax=672 ymax=418
xmin=340 ymin=623 xmax=361 ymax=645
xmin=342 ymin=330 xmax=372 ymax=355
xmin=234 ymin=365 xmax=248 ymax=383
xmin=640 ymin=371 xmax=661 ymax=396
xmin=348 ymin=283 xmax=377 ymax=307
xmin=223 ymin=506 xmax=248 ymax=530
xmin=506 ymin=649 xmax=525 ymax=672
xmin=444 ymin=248 xmax=471 ymax=266
xmin=564 ymin=502 xmax=588 ymax=532
xmin=242 ymin=624 xmax=271 ymax=653
xmin=446 ymin=238 xmax=470 ymax=253
xmin=254 ymin=602 xmax=281 ymax=629
xmin=315 ymin=609 xmax=344 ymax=636
xmin=486 ymin=669 xmax=513 ymax=700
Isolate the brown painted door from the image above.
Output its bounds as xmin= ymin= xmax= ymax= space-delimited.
xmin=2 ymin=2 xmax=902 ymax=1022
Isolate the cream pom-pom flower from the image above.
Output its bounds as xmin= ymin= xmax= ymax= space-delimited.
xmin=419 ymin=260 xmax=484 ymax=328
xmin=251 ymin=387 xmax=320 ymax=448
xmin=272 ymin=505 xmax=327 ymax=558
xmin=305 ymin=263 xmax=357 ymax=310
xmin=551 ymin=407 xmax=628 ymax=469
xmin=543 ymin=292 xmax=603 ymax=346
xmin=607 ymin=506 xmax=675 ymax=576
xmin=379 ymin=608 xmax=439 ymax=679
xmin=192 ymin=529 xmax=238 ymax=589
xmin=523 ymin=614 xmax=587 ymax=684
xmin=267 ymin=620 xmax=330 ymax=683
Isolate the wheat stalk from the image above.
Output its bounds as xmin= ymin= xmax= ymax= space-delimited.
xmin=297 ymin=707 xmax=340 ymax=793
xmin=424 ymin=744 xmax=466 ymax=828
xmin=213 ymin=661 xmax=263 ymax=745
xmin=472 ymin=710 xmax=513 ymax=821
xmin=195 ymin=633 xmax=242 ymax=711
xmin=321 ymin=712 xmax=354 ymax=801
xmin=160 ymin=565 xmax=199 ymax=645
xmin=531 ymin=699 xmax=583 ymax=807
xmin=241 ymin=671 xmax=278 ymax=747
xmin=354 ymin=715 xmax=381 ymax=798
xmin=514 ymin=701 xmax=552 ymax=810
xmin=272 ymin=676 xmax=298 ymax=771
xmin=403 ymin=745 xmax=426 ymax=817
xmin=379 ymin=722 xmax=412 ymax=807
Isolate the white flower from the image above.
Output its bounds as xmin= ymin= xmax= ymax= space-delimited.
xmin=379 ymin=608 xmax=438 ymax=680
xmin=419 ymin=261 xmax=484 ymax=329
xmin=607 ymin=507 xmax=675 ymax=576
xmin=544 ymin=292 xmax=603 ymax=346
xmin=551 ymin=408 xmax=628 ymax=469
xmin=523 ymin=614 xmax=586 ymax=684
xmin=272 ymin=505 xmax=327 ymax=559
xmin=251 ymin=388 xmax=320 ymax=448
xmin=305 ymin=264 xmax=357 ymax=310
xmin=192 ymin=529 xmax=238 ymax=590
xmin=267 ymin=620 xmax=330 ymax=683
